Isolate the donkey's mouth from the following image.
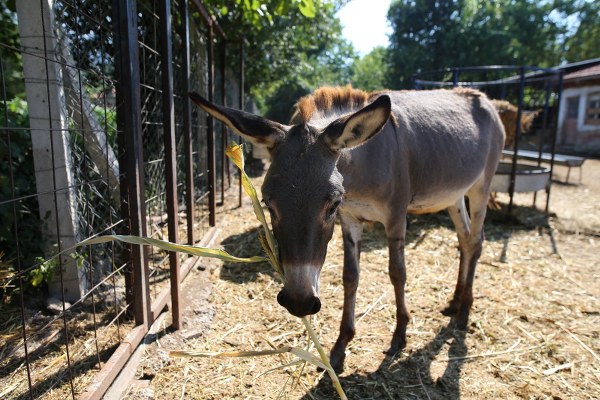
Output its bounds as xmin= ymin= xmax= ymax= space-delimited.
xmin=277 ymin=289 xmax=321 ymax=317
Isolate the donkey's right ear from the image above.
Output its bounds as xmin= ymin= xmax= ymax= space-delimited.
xmin=189 ymin=92 xmax=288 ymax=148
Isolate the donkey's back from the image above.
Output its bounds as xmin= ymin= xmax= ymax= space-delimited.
xmin=341 ymin=88 xmax=505 ymax=216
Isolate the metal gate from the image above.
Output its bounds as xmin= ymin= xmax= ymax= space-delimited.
xmin=0 ymin=0 xmax=243 ymax=398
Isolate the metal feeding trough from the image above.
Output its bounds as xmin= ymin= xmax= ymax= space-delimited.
xmin=491 ymin=162 xmax=550 ymax=193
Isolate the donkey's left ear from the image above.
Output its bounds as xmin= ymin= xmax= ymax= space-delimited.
xmin=322 ymin=95 xmax=391 ymax=151
xmin=189 ymin=92 xmax=288 ymax=148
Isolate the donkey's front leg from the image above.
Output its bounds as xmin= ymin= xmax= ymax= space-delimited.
xmin=330 ymin=214 xmax=363 ymax=373
xmin=385 ymin=215 xmax=410 ymax=356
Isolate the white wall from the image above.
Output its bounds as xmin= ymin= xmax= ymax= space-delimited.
xmin=557 ymin=84 xmax=600 ymax=153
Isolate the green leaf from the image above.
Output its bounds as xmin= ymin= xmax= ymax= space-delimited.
xmin=80 ymin=235 xmax=268 ymax=264
xmin=220 ymin=5 xmax=228 ymax=15
xmin=298 ymin=0 xmax=316 ymax=18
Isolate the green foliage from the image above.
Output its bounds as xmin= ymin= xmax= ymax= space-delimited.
xmin=349 ymin=47 xmax=389 ymax=91
xmin=208 ymin=0 xmax=318 ymax=29
xmin=564 ymin=0 xmax=600 ymax=62
xmin=0 ymin=0 xmax=23 ymax=99
xmin=30 ymin=252 xmax=85 ymax=287
xmin=264 ymin=78 xmax=311 ymax=123
xmin=202 ymin=0 xmax=355 ymax=114
xmin=0 ymin=98 xmax=45 ymax=275
xmin=386 ymin=0 xmax=580 ymax=88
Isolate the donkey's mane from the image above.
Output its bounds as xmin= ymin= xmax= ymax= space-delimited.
xmin=290 ymin=85 xmax=483 ymax=126
xmin=291 ymin=85 xmax=380 ymax=124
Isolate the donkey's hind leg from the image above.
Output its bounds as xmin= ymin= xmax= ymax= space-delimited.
xmin=443 ymin=197 xmax=471 ymax=318
xmin=444 ymin=186 xmax=488 ymax=330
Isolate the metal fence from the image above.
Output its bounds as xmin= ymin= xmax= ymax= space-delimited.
xmin=0 ymin=0 xmax=243 ymax=398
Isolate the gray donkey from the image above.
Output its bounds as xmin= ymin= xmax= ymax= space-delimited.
xmin=190 ymin=85 xmax=505 ymax=372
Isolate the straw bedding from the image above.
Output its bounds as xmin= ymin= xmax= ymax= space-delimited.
xmin=124 ymin=160 xmax=600 ymax=399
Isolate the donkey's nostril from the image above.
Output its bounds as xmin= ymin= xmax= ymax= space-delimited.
xmin=277 ymin=289 xmax=321 ymax=317
xmin=277 ymin=289 xmax=289 ymax=308
xmin=309 ymin=297 xmax=321 ymax=314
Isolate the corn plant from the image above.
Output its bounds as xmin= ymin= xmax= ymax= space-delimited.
xmin=78 ymin=143 xmax=346 ymax=399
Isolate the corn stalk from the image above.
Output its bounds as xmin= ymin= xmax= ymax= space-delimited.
xmin=225 ymin=144 xmax=346 ymax=399
xmin=69 ymin=144 xmax=346 ymax=399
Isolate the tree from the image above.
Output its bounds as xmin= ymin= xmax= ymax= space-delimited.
xmin=0 ymin=0 xmax=24 ymax=98
xmin=386 ymin=0 xmax=575 ymax=89
xmin=565 ymin=0 xmax=600 ymax=62
xmin=202 ymin=0 xmax=355 ymax=112
xmin=349 ymin=46 xmax=389 ymax=91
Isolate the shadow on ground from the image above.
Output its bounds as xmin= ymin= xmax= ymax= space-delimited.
xmin=219 ymin=226 xmax=276 ymax=284
xmin=301 ymin=323 xmax=468 ymax=400
xmin=218 ymin=202 xmax=553 ymax=284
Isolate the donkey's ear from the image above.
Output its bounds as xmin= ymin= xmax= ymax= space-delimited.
xmin=322 ymin=95 xmax=391 ymax=151
xmin=189 ymin=92 xmax=288 ymax=148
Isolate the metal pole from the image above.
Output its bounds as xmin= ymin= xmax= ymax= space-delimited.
xmin=533 ymin=78 xmax=553 ymax=208
xmin=180 ymin=0 xmax=195 ymax=246
xmin=112 ymin=0 xmax=150 ymax=328
xmin=452 ymin=68 xmax=459 ymax=87
xmin=545 ymin=72 xmax=563 ymax=213
xmin=159 ymin=0 xmax=181 ymax=329
xmin=238 ymin=40 xmax=244 ymax=207
xmin=220 ymin=39 xmax=227 ymax=205
xmin=207 ymin=24 xmax=216 ymax=226
xmin=508 ymin=67 xmax=526 ymax=214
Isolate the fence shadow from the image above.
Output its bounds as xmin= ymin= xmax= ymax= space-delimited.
xmin=301 ymin=323 xmax=467 ymax=400
xmin=219 ymin=226 xmax=277 ymax=284
xmin=217 ymin=201 xmax=553 ymax=285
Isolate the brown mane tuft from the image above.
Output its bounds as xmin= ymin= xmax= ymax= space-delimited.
xmin=452 ymin=87 xmax=484 ymax=98
xmin=291 ymin=85 xmax=371 ymax=124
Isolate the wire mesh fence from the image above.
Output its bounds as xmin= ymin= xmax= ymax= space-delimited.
xmin=0 ymin=0 xmax=243 ymax=398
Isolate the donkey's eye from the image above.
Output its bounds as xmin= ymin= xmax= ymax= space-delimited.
xmin=263 ymin=200 xmax=277 ymax=219
xmin=327 ymin=200 xmax=341 ymax=219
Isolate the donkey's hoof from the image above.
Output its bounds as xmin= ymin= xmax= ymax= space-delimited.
xmin=328 ymin=350 xmax=346 ymax=374
xmin=453 ymin=311 xmax=470 ymax=331
xmin=441 ymin=303 xmax=458 ymax=317
xmin=454 ymin=320 xmax=469 ymax=331
xmin=384 ymin=338 xmax=406 ymax=357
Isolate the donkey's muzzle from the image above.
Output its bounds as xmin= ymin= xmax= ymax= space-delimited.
xmin=277 ymin=289 xmax=321 ymax=317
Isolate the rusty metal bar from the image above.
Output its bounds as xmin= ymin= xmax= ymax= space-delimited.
xmin=508 ymin=67 xmax=526 ymax=214
xmin=207 ymin=24 xmax=216 ymax=226
xmin=238 ymin=40 xmax=244 ymax=207
xmin=220 ymin=39 xmax=227 ymax=205
xmin=545 ymin=72 xmax=563 ymax=213
xmin=181 ymin=0 xmax=195 ymax=246
xmin=159 ymin=0 xmax=181 ymax=330
xmin=79 ymin=324 xmax=148 ymax=400
xmin=78 ymin=1 xmax=153 ymax=399
xmin=112 ymin=0 xmax=150 ymax=327
xmin=190 ymin=0 xmax=226 ymax=38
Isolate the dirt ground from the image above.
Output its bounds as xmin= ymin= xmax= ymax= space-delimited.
xmin=122 ymin=159 xmax=600 ymax=400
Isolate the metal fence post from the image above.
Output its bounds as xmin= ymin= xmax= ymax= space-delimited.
xmin=180 ymin=0 xmax=195 ymax=246
xmin=112 ymin=0 xmax=151 ymax=328
xmin=221 ymin=39 xmax=228 ymax=205
xmin=545 ymin=72 xmax=563 ymax=213
xmin=238 ymin=40 xmax=244 ymax=207
xmin=159 ymin=0 xmax=181 ymax=329
xmin=508 ymin=67 xmax=526 ymax=214
xmin=207 ymin=24 xmax=216 ymax=226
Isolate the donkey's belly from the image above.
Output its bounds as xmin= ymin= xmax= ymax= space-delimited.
xmin=407 ymin=188 xmax=468 ymax=215
xmin=341 ymin=197 xmax=388 ymax=223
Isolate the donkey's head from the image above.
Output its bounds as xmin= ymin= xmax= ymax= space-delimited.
xmin=190 ymin=92 xmax=391 ymax=317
